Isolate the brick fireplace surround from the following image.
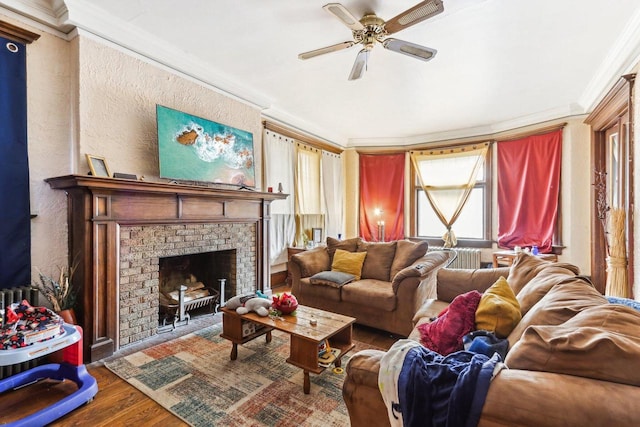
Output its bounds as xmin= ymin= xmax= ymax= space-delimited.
xmin=46 ymin=175 xmax=286 ymax=362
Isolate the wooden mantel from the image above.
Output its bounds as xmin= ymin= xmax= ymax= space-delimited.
xmin=46 ymin=175 xmax=287 ymax=361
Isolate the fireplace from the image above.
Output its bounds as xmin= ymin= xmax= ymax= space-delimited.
xmin=119 ymin=224 xmax=255 ymax=346
xmin=46 ymin=175 xmax=287 ymax=361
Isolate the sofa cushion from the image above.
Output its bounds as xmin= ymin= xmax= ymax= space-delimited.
xmin=390 ymin=240 xmax=428 ymax=279
xmin=515 ymin=267 xmax=584 ymax=316
xmin=507 ymin=276 xmax=607 ymax=348
xmin=309 ymin=270 xmax=355 ymax=288
xmin=506 ymin=304 xmax=640 ymax=387
xmin=326 ymin=236 xmax=361 ymax=262
xmin=508 ymin=252 xmax=580 ymax=295
xmin=412 ymin=299 xmax=450 ymax=327
xmin=357 ymin=241 xmax=397 ymax=281
xmin=417 ymin=290 xmax=482 ymax=355
xmin=298 ymin=277 xmax=341 ymax=302
xmin=341 ymin=279 xmax=396 ymax=311
xmin=475 ymin=276 xmax=521 ymax=338
xmin=332 ymin=249 xmax=367 ymax=280
xmin=436 ymin=267 xmax=511 ymax=303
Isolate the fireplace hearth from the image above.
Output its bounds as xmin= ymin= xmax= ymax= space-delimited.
xmin=46 ymin=175 xmax=287 ymax=361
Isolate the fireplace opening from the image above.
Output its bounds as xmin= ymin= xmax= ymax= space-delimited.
xmin=158 ymin=249 xmax=236 ymax=328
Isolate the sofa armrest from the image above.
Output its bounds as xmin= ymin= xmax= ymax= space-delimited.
xmin=436 ymin=267 xmax=511 ymax=303
xmin=290 ymin=247 xmax=330 ymax=277
xmin=289 ymin=247 xmax=330 ymax=296
xmin=343 ymin=349 xmax=390 ymax=427
xmin=391 ymin=251 xmax=451 ymax=293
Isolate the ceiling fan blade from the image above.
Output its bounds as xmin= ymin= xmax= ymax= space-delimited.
xmin=323 ymin=3 xmax=365 ymax=31
xmin=348 ymin=49 xmax=369 ymax=81
xmin=298 ymin=41 xmax=355 ymax=60
xmin=382 ymin=38 xmax=437 ymax=61
xmin=384 ymin=0 xmax=444 ymax=35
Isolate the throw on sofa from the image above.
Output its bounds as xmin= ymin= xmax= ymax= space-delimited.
xmin=289 ymin=237 xmax=452 ymax=336
xmin=343 ymin=253 xmax=640 ymax=427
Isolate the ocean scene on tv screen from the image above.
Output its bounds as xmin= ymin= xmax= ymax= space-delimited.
xmin=157 ymin=105 xmax=255 ymax=186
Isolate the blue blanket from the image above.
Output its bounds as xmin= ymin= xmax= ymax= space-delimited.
xmin=379 ymin=340 xmax=502 ymax=427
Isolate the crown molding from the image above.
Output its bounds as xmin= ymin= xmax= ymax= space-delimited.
xmin=346 ymin=104 xmax=584 ymax=147
xmin=579 ymin=4 xmax=640 ymax=113
xmin=63 ymin=0 xmax=272 ymax=110
xmin=261 ymin=106 xmax=348 ymax=147
xmin=0 ymin=0 xmax=73 ymax=33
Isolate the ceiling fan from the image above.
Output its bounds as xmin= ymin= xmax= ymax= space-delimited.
xmin=298 ymin=1 xmax=444 ymax=80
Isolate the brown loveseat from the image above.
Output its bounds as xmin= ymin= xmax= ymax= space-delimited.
xmin=289 ymin=237 xmax=451 ymax=336
xmin=343 ymin=253 xmax=640 ymax=426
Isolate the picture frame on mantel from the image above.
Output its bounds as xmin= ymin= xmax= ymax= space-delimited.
xmin=312 ymin=227 xmax=323 ymax=243
xmin=86 ymin=154 xmax=112 ymax=178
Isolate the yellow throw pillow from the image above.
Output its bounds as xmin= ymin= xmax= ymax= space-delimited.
xmin=331 ymin=249 xmax=367 ymax=280
xmin=475 ymin=276 xmax=522 ymax=338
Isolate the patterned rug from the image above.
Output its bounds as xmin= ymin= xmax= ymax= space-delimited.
xmin=105 ymin=323 xmax=379 ymax=426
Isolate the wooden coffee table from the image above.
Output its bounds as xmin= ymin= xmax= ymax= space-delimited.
xmin=220 ymin=304 xmax=356 ymax=394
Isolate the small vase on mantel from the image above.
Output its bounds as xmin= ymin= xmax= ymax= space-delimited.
xmin=57 ymin=308 xmax=77 ymax=325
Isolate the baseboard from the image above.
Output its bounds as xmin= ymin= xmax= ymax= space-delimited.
xmin=271 ymin=271 xmax=288 ymax=288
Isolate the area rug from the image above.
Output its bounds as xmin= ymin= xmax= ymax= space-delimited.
xmin=105 ymin=323 xmax=380 ymax=426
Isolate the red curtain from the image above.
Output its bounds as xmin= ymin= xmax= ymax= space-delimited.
xmin=497 ymin=129 xmax=562 ymax=253
xmin=359 ymin=154 xmax=405 ymax=241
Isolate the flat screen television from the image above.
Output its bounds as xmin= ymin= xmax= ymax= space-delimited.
xmin=156 ymin=105 xmax=255 ymax=187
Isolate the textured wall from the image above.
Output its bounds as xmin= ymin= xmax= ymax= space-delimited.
xmin=75 ymin=36 xmax=262 ymax=183
xmin=4 ymin=12 xmax=263 ymax=291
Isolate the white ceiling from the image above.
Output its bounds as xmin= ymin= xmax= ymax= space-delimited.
xmin=5 ymin=0 xmax=640 ymax=147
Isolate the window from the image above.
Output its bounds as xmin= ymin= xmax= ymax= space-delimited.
xmin=412 ymin=144 xmax=492 ymax=247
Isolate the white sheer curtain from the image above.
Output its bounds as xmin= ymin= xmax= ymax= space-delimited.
xmin=264 ymin=130 xmax=295 ymax=265
xmin=411 ymin=143 xmax=489 ymax=247
xmin=322 ymin=150 xmax=344 ymax=240
xmin=295 ymin=143 xmax=323 ymax=245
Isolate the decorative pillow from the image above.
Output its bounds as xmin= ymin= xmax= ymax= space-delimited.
xmin=309 ymin=270 xmax=356 ymax=288
xmin=506 ymin=304 xmax=640 ymax=387
xmin=390 ymin=240 xmax=428 ymax=279
xmin=357 ymin=241 xmax=397 ymax=281
xmin=326 ymin=237 xmax=361 ymax=262
xmin=417 ymin=290 xmax=482 ymax=355
xmin=331 ymin=249 xmax=367 ymax=280
xmin=475 ymin=276 xmax=521 ymax=338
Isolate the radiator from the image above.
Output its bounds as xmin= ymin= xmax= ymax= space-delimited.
xmin=0 ymin=286 xmax=42 ymax=379
xmin=429 ymin=246 xmax=481 ymax=269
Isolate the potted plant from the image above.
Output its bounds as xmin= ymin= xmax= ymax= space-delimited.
xmin=34 ymin=265 xmax=78 ymax=324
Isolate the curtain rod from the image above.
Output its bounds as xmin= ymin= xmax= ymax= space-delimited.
xmin=263 ymin=121 xmax=342 ymax=154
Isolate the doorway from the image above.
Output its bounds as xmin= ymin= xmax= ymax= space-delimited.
xmin=585 ymin=74 xmax=635 ymax=296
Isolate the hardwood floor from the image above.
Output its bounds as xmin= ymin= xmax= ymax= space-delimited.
xmin=0 ymin=288 xmax=400 ymax=425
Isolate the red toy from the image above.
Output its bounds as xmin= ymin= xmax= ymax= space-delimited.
xmin=272 ymin=292 xmax=299 ymax=314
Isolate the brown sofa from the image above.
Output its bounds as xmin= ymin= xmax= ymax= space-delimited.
xmin=343 ymin=253 xmax=640 ymax=427
xmin=289 ymin=237 xmax=452 ymax=336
